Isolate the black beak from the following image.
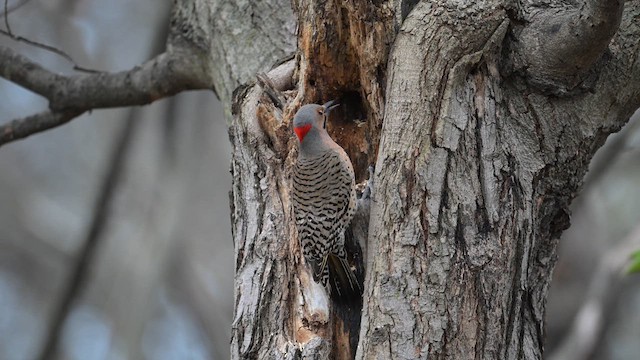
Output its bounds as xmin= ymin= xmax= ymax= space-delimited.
xmin=322 ymin=100 xmax=339 ymax=129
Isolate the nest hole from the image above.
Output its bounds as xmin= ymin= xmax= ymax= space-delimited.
xmin=325 ymin=90 xmax=370 ymax=182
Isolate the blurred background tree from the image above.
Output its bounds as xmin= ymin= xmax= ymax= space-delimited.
xmin=0 ymin=1 xmax=233 ymax=359
xmin=547 ymin=111 xmax=640 ymax=360
xmin=0 ymin=0 xmax=639 ymax=359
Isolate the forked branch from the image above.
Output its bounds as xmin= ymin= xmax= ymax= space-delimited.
xmin=0 ymin=45 xmax=212 ymax=147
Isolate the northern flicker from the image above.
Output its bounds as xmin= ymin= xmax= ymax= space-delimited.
xmin=291 ymin=100 xmax=361 ymax=298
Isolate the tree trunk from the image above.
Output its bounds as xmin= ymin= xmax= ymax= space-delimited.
xmin=216 ymin=0 xmax=640 ymax=359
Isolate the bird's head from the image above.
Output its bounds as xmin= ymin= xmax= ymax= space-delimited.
xmin=292 ymin=100 xmax=339 ymax=143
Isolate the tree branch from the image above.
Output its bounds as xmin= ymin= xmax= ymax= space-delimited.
xmin=0 ymin=45 xmax=212 ymax=147
xmin=0 ymin=45 xmax=66 ymax=97
xmin=0 ymin=45 xmax=211 ymax=109
xmin=0 ymin=110 xmax=84 ymax=145
xmin=513 ymin=0 xmax=624 ymax=90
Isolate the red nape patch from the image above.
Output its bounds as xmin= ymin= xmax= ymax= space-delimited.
xmin=294 ymin=124 xmax=312 ymax=142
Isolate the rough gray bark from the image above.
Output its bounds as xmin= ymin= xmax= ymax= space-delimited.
xmin=358 ymin=1 xmax=639 ymax=359
xmin=2 ymin=0 xmax=640 ymax=359
xmin=511 ymin=0 xmax=625 ymax=90
xmin=226 ymin=0 xmax=640 ymax=359
xmin=168 ymin=0 xmax=297 ymax=109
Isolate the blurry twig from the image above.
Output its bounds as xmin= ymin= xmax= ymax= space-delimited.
xmin=3 ymin=0 xmax=11 ymax=33
xmin=548 ymin=225 xmax=640 ymax=360
xmin=37 ymin=107 xmax=140 ymax=360
xmin=36 ymin=19 xmax=175 ymax=359
xmin=1 ymin=0 xmax=99 ymax=73
xmin=0 ymin=29 xmax=100 ymax=73
xmin=0 ymin=0 xmax=30 ymax=16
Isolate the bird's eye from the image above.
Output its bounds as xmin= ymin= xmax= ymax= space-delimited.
xmin=317 ymin=109 xmax=324 ymax=115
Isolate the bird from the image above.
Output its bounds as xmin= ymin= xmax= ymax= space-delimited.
xmin=291 ymin=100 xmax=361 ymax=299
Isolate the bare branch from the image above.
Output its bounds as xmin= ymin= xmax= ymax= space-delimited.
xmin=1 ymin=0 xmax=99 ymax=73
xmin=0 ymin=45 xmax=65 ymax=97
xmin=0 ymin=110 xmax=84 ymax=146
xmin=512 ymin=0 xmax=625 ymax=90
xmin=0 ymin=45 xmax=211 ymax=110
xmin=0 ymin=45 xmax=212 ymax=147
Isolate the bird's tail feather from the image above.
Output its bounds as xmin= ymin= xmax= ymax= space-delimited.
xmin=327 ymin=253 xmax=362 ymax=301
